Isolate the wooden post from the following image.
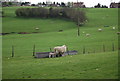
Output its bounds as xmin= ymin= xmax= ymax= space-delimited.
xmin=77 ymin=14 xmax=80 ymax=36
xmin=67 ymin=47 xmax=69 ymax=55
xmin=103 ymin=44 xmax=105 ymax=52
xmin=50 ymin=48 xmax=52 ymax=52
xmin=77 ymin=0 xmax=80 ymax=36
xmin=83 ymin=46 xmax=85 ymax=54
xmin=112 ymin=43 xmax=115 ymax=51
xmin=12 ymin=45 xmax=14 ymax=57
xmin=33 ymin=44 xmax=35 ymax=56
xmin=78 ymin=24 xmax=80 ymax=36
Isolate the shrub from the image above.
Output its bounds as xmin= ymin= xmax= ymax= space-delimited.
xmin=15 ymin=7 xmax=87 ymax=25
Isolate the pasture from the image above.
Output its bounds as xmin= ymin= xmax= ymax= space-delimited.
xmin=2 ymin=7 xmax=118 ymax=79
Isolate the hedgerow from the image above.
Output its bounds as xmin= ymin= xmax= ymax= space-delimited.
xmin=15 ymin=7 xmax=87 ymax=25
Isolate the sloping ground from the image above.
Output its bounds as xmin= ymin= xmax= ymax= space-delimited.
xmin=2 ymin=51 xmax=118 ymax=79
xmin=2 ymin=7 xmax=118 ymax=33
xmin=2 ymin=7 xmax=77 ymax=33
xmin=2 ymin=7 xmax=118 ymax=79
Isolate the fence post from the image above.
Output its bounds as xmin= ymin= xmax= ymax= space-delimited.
xmin=33 ymin=44 xmax=35 ymax=56
xmin=103 ymin=44 xmax=105 ymax=52
xmin=50 ymin=48 xmax=52 ymax=52
xmin=112 ymin=43 xmax=115 ymax=51
xmin=67 ymin=47 xmax=69 ymax=55
xmin=12 ymin=45 xmax=14 ymax=57
xmin=83 ymin=46 xmax=85 ymax=54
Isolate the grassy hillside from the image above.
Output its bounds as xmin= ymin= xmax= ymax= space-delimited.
xmin=3 ymin=51 xmax=118 ymax=79
xmin=2 ymin=7 xmax=118 ymax=33
xmin=2 ymin=7 xmax=118 ymax=79
xmin=2 ymin=7 xmax=77 ymax=33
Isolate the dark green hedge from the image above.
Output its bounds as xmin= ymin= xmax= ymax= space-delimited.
xmin=15 ymin=7 xmax=87 ymax=25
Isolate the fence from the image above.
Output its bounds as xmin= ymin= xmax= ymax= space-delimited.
xmin=10 ymin=42 xmax=118 ymax=57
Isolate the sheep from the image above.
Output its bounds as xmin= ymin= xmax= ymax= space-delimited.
xmin=54 ymin=45 xmax=67 ymax=57
xmin=49 ymin=52 xmax=56 ymax=58
xmin=112 ymin=27 xmax=115 ymax=30
xmin=35 ymin=27 xmax=39 ymax=30
xmin=98 ymin=28 xmax=102 ymax=32
xmin=82 ymin=31 xmax=85 ymax=34
xmin=86 ymin=33 xmax=90 ymax=37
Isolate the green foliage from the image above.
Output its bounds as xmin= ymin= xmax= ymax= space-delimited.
xmin=15 ymin=7 xmax=87 ymax=24
xmin=15 ymin=8 xmax=49 ymax=18
xmin=8 ymin=2 xmax=12 ymax=6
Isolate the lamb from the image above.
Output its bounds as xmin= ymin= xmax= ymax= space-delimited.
xmin=49 ymin=52 xmax=56 ymax=58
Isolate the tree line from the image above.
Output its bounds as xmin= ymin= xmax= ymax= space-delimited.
xmin=15 ymin=7 xmax=87 ymax=25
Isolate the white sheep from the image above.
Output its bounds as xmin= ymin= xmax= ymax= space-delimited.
xmin=112 ymin=27 xmax=115 ymax=30
xmin=35 ymin=27 xmax=39 ymax=30
xmin=98 ymin=28 xmax=102 ymax=32
xmin=49 ymin=52 xmax=56 ymax=58
xmin=54 ymin=45 xmax=67 ymax=57
xmin=82 ymin=31 xmax=85 ymax=34
xmin=86 ymin=33 xmax=90 ymax=37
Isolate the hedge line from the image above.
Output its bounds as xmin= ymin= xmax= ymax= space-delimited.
xmin=15 ymin=7 xmax=87 ymax=25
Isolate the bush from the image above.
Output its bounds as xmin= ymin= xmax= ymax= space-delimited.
xmin=15 ymin=7 xmax=87 ymax=25
xmin=15 ymin=7 xmax=49 ymax=18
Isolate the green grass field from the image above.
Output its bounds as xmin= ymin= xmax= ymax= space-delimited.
xmin=2 ymin=7 xmax=119 ymax=79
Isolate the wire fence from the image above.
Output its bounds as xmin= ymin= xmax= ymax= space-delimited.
xmin=10 ymin=42 xmax=118 ymax=57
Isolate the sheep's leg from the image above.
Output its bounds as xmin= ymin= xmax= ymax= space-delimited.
xmin=49 ymin=55 xmax=51 ymax=58
xmin=52 ymin=55 xmax=54 ymax=58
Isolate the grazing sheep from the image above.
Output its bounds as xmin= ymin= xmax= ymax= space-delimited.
xmin=82 ymin=31 xmax=85 ymax=34
xmin=86 ymin=33 xmax=90 ymax=37
xmin=54 ymin=45 xmax=67 ymax=57
xmin=49 ymin=52 xmax=56 ymax=58
xmin=112 ymin=27 xmax=115 ymax=30
xmin=35 ymin=27 xmax=39 ymax=30
xmin=98 ymin=28 xmax=102 ymax=32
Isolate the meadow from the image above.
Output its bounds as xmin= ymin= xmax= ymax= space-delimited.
xmin=2 ymin=7 xmax=118 ymax=79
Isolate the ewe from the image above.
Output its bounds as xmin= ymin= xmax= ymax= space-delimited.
xmin=35 ymin=27 xmax=39 ymax=30
xmin=112 ymin=27 xmax=115 ymax=30
xmin=54 ymin=45 xmax=67 ymax=57
xmin=82 ymin=31 xmax=85 ymax=34
xmin=98 ymin=28 xmax=102 ymax=32
xmin=86 ymin=33 xmax=90 ymax=37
